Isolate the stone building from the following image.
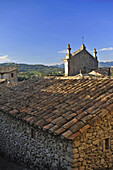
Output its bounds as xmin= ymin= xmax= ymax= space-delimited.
xmin=0 ymin=66 xmax=18 ymax=83
xmin=62 ymin=44 xmax=98 ymax=76
xmin=0 ymin=77 xmax=113 ymax=169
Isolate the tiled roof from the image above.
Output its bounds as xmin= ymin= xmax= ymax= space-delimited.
xmin=0 ymin=77 xmax=113 ymax=141
xmin=71 ymin=48 xmax=95 ymax=61
xmin=71 ymin=49 xmax=81 ymax=56
xmin=0 ymin=66 xmax=17 ymax=73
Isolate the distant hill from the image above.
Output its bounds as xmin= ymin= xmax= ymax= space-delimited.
xmin=52 ymin=64 xmax=64 ymax=68
xmin=0 ymin=63 xmax=64 ymax=72
xmin=0 ymin=63 xmax=64 ymax=79
xmin=99 ymin=61 xmax=113 ymax=67
xmin=54 ymin=62 xmax=113 ymax=68
xmin=0 ymin=61 xmax=113 ymax=72
xmin=0 ymin=62 xmax=113 ymax=81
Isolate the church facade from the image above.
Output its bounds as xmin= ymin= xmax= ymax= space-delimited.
xmin=62 ymin=44 xmax=98 ymax=76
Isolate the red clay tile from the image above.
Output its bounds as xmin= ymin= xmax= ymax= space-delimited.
xmin=69 ymin=131 xmax=81 ymax=140
xmin=46 ymin=115 xmax=57 ymax=123
xmin=70 ymin=121 xmax=84 ymax=133
xmin=98 ymin=109 xmax=109 ymax=118
xmin=26 ymin=116 xmax=36 ymax=122
xmin=43 ymin=123 xmax=53 ymax=130
xmin=79 ymin=124 xmax=90 ymax=133
xmin=1 ymin=78 xmax=113 ymax=141
xmin=63 ymin=118 xmax=78 ymax=129
xmin=49 ymin=125 xmax=59 ymax=133
xmin=106 ymin=104 xmax=113 ymax=112
xmin=55 ymin=127 xmax=66 ymax=135
xmin=35 ymin=119 xmax=46 ymax=127
xmin=62 ymin=130 xmax=73 ymax=138
xmin=65 ymin=113 xmax=77 ymax=120
xmin=9 ymin=109 xmax=18 ymax=115
xmin=76 ymin=111 xmax=87 ymax=120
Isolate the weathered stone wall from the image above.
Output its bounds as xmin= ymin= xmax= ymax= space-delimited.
xmin=72 ymin=111 xmax=113 ymax=170
xmin=69 ymin=50 xmax=98 ymax=76
xmin=0 ymin=66 xmax=17 ymax=83
xmin=0 ymin=111 xmax=73 ymax=170
xmin=7 ymin=70 xmax=18 ymax=83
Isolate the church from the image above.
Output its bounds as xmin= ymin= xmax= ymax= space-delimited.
xmin=62 ymin=44 xmax=98 ymax=76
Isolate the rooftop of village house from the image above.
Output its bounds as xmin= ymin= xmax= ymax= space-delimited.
xmin=0 ymin=66 xmax=17 ymax=73
xmin=0 ymin=77 xmax=113 ymax=141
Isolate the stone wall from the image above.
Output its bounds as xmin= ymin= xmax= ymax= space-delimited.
xmin=72 ymin=111 xmax=113 ymax=170
xmin=1 ymin=109 xmax=113 ymax=169
xmin=69 ymin=50 xmax=98 ymax=76
xmin=0 ymin=111 xmax=73 ymax=170
xmin=0 ymin=66 xmax=17 ymax=83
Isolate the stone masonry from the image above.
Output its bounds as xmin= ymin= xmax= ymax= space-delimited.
xmin=0 ymin=111 xmax=70 ymax=170
xmin=62 ymin=44 xmax=98 ymax=76
xmin=0 ymin=66 xmax=17 ymax=83
xmin=0 ymin=77 xmax=113 ymax=169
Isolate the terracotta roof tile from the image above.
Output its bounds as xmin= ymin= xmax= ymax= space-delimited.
xmin=46 ymin=115 xmax=57 ymax=123
xmin=65 ymin=113 xmax=77 ymax=121
xmin=52 ymin=116 xmax=67 ymax=127
xmin=43 ymin=123 xmax=53 ymax=130
xmin=70 ymin=121 xmax=85 ymax=133
xmin=0 ymin=77 xmax=113 ymax=141
xmin=79 ymin=124 xmax=91 ymax=133
xmin=69 ymin=131 xmax=81 ymax=140
xmin=9 ymin=109 xmax=19 ymax=115
xmin=35 ymin=119 xmax=47 ymax=127
xmin=63 ymin=118 xmax=78 ymax=129
xmin=98 ymin=109 xmax=109 ymax=119
xmin=55 ymin=127 xmax=66 ymax=135
xmin=76 ymin=111 xmax=87 ymax=120
xmin=49 ymin=125 xmax=59 ymax=133
xmin=62 ymin=130 xmax=73 ymax=139
xmin=106 ymin=104 xmax=113 ymax=112
xmin=82 ymin=114 xmax=93 ymax=124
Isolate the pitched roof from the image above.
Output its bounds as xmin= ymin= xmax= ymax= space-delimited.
xmin=0 ymin=66 xmax=17 ymax=73
xmin=71 ymin=45 xmax=95 ymax=60
xmin=71 ymin=49 xmax=81 ymax=56
xmin=0 ymin=77 xmax=113 ymax=141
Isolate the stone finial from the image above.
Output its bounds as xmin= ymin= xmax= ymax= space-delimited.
xmin=80 ymin=44 xmax=86 ymax=50
xmin=66 ymin=44 xmax=71 ymax=59
xmin=93 ymin=48 xmax=97 ymax=59
xmin=67 ymin=44 xmax=71 ymax=51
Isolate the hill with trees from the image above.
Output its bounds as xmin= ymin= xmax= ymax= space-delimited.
xmin=0 ymin=61 xmax=113 ymax=81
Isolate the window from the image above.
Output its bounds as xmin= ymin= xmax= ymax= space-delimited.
xmin=11 ymin=73 xmax=14 ymax=78
xmin=31 ymin=128 xmax=35 ymax=138
xmin=1 ymin=74 xmax=4 ymax=79
xmin=105 ymin=138 xmax=109 ymax=150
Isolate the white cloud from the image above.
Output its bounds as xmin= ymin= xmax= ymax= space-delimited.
xmin=58 ymin=50 xmax=67 ymax=54
xmin=99 ymin=60 xmax=113 ymax=62
xmin=98 ymin=47 xmax=113 ymax=51
xmin=0 ymin=55 xmax=11 ymax=62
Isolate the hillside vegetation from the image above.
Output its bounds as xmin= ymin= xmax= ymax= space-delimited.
xmin=0 ymin=63 xmax=64 ymax=81
xmin=0 ymin=62 xmax=113 ymax=81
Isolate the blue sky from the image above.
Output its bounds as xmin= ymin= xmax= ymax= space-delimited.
xmin=0 ymin=0 xmax=113 ymax=65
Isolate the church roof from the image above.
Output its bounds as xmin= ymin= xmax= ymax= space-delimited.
xmin=0 ymin=77 xmax=113 ymax=141
xmin=71 ymin=44 xmax=94 ymax=59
